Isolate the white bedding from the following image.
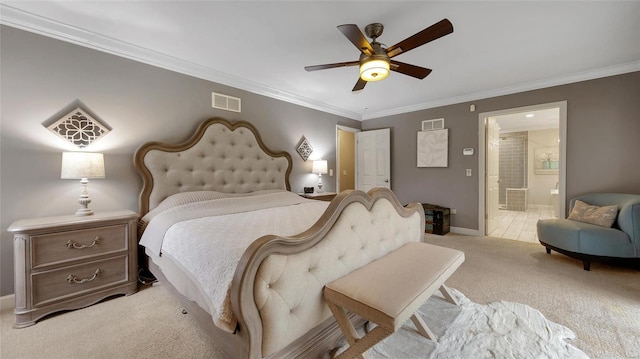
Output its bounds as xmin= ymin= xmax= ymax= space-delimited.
xmin=139 ymin=190 xmax=329 ymax=332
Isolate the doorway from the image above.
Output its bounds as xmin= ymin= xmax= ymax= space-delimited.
xmin=336 ymin=126 xmax=359 ymax=192
xmin=336 ymin=126 xmax=391 ymax=193
xmin=478 ymin=101 xmax=567 ymax=241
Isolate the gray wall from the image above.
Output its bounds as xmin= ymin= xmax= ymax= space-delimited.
xmin=2 ymin=24 xmax=639 ymax=297
xmin=0 ymin=26 xmax=359 ymax=296
xmin=363 ymin=71 xmax=640 ymax=230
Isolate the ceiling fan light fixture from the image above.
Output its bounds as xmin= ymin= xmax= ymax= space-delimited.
xmin=360 ymin=58 xmax=390 ymax=82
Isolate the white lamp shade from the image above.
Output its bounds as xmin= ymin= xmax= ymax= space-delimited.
xmin=360 ymin=59 xmax=390 ymax=82
xmin=61 ymin=152 xmax=105 ymax=179
xmin=312 ymin=160 xmax=328 ymax=175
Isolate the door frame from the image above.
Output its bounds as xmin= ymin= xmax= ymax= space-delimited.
xmin=355 ymin=128 xmax=391 ymax=191
xmin=336 ymin=125 xmax=360 ymax=193
xmin=477 ymin=101 xmax=567 ymax=236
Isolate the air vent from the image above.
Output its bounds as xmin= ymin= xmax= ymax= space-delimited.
xmin=212 ymin=92 xmax=241 ymax=112
xmin=422 ymin=118 xmax=444 ymax=131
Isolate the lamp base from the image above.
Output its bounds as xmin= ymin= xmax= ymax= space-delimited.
xmin=75 ymin=180 xmax=94 ymax=216
xmin=75 ymin=208 xmax=94 ymax=216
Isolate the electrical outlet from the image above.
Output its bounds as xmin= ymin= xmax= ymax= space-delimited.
xmin=451 ymin=209 xmax=457 ymax=214
xmin=466 ymin=169 xmax=472 ymax=176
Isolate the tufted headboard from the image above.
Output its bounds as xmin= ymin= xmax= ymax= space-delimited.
xmin=134 ymin=118 xmax=292 ymax=217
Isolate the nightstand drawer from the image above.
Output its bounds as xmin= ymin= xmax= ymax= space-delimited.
xmin=31 ymin=255 xmax=129 ymax=307
xmin=31 ymin=224 xmax=128 ymax=268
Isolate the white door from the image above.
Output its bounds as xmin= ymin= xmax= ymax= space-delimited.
xmin=485 ymin=117 xmax=500 ymax=234
xmin=356 ymin=128 xmax=391 ymax=192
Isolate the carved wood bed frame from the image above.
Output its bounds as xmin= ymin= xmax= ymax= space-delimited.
xmin=134 ymin=117 xmax=425 ymax=358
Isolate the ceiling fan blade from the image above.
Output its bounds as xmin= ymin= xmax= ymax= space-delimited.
xmin=390 ymin=60 xmax=432 ymax=79
xmin=352 ymin=78 xmax=367 ymax=92
xmin=386 ymin=19 xmax=453 ymax=58
xmin=305 ymin=61 xmax=360 ymax=72
xmin=337 ymin=24 xmax=375 ymax=55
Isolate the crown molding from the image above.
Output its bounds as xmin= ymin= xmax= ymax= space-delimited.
xmin=362 ymin=60 xmax=640 ymax=120
xmin=0 ymin=4 xmax=362 ymax=121
xmin=2 ymin=4 xmax=638 ymax=122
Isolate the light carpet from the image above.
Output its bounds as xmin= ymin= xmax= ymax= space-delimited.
xmin=361 ymin=288 xmax=588 ymax=359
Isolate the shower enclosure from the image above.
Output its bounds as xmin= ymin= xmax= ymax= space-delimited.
xmin=499 ymin=132 xmax=528 ymax=211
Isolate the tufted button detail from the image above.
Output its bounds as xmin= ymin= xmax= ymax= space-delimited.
xmin=266 ymin=284 xmax=270 ymax=289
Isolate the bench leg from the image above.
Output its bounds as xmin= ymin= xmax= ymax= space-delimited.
xmin=327 ymin=302 xmax=393 ymax=359
xmin=410 ymin=313 xmax=437 ymax=341
xmin=439 ymin=284 xmax=458 ymax=306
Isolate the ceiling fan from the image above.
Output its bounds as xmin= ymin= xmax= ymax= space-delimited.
xmin=304 ymin=19 xmax=454 ymax=92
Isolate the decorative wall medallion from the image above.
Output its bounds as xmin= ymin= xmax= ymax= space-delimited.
xmin=296 ymin=136 xmax=313 ymax=161
xmin=47 ymin=107 xmax=110 ymax=148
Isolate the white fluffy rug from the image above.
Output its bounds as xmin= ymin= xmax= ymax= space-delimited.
xmin=352 ymin=289 xmax=589 ymax=359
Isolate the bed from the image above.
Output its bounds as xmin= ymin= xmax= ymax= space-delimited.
xmin=134 ymin=117 xmax=425 ymax=358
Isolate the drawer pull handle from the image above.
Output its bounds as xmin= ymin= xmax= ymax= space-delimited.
xmin=66 ymin=236 xmax=102 ymax=249
xmin=66 ymin=268 xmax=102 ymax=284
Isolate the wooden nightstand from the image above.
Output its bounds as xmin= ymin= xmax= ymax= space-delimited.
xmin=299 ymin=192 xmax=337 ymax=202
xmin=8 ymin=210 xmax=138 ymax=328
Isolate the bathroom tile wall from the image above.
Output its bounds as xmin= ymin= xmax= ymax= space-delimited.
xmin=499 ymin=132 xmax=529 ymax=206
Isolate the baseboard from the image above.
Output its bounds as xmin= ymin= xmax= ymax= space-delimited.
xmin=0 ymin=294 xmax=15 ymax=311
xmin=450 ymin=227 xmax=482 ymax=236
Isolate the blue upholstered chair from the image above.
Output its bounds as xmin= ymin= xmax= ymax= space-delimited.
xmin=537 ymin=193 xmax=640 ymax=270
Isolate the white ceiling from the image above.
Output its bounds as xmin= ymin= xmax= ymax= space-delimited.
xmin=494 ymin=108 xmax=559 ymax=133
xmin=1 ymin=1 xmax=639 ymax=121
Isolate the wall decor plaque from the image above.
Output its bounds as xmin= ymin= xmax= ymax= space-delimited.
xmin=296 ymin=136 xmax=313 ymax=161
xmin=47 ymin=107 xmax=110 ymax=148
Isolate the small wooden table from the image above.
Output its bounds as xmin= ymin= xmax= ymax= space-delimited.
xmin=298 ymin=192 xmax=337 ymax=201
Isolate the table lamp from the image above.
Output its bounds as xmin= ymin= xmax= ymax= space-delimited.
xmin=61 ymin=152 xmax=105 ymax=216
xmin=312 ymin=160 xmax=328 ymax=193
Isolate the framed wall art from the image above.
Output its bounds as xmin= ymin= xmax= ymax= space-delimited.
xmin=417 ymin=129 xmax=448 ymax=167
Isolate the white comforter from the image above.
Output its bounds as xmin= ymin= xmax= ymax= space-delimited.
xmin=139 ymin=190 xmax=329 ymax=332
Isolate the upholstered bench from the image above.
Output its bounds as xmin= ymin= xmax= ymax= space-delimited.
xmin=324 ymin=242 xmax=465 ymax=359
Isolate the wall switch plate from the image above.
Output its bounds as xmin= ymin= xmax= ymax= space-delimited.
xmin=451 ymin=209 xmax=457 ymax=214
xmin=466 ymin=169 xmax=472 ymax=176
xmin=329 ymin=169 xmax=334 ymax=176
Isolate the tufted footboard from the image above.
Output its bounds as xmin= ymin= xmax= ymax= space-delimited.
xmin=231 ymin=188 xmax=425 ymax=358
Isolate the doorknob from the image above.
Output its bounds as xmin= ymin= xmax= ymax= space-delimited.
xmin=384 ymin=179 xmax=389 ymax=183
